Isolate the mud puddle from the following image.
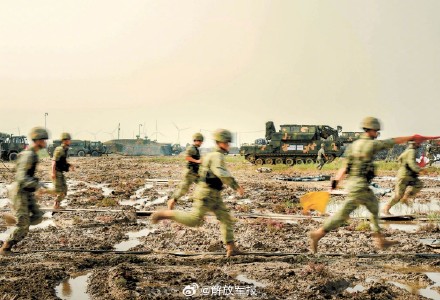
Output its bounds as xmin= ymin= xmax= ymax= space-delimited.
xmin=55 ymin=271 xmax=92 ymax=300
xmin=113 ymin=222 xmax=156 ymax=251
xmin=381 ymin=221 xmax=420 ymax=232
xmin=327 ymin=199 xmax=440 ymax=217
xmin=236 ymin=274 xmax=267 ymax=288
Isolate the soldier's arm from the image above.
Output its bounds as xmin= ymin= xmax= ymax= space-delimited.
xmin=210 ymin=153 xmax=240 ymax=190
xmin=184 ymin=146 xmax=201 ymax=164
xmin=407 ymin=149 xmax=421 ymax=173
xmin=15 ymin=152 xmax=39 ymax=191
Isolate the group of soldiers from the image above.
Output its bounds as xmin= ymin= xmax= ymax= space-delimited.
xmin=0 ymin=118 xmax=436 ymax=257
xmin=0 ymin=128 xmax=73 ymax=256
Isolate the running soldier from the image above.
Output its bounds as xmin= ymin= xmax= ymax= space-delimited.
xmin=309 ymin=117 xmax=416 ymax=254
xmin=52 ymin=133 xmax=74 ymax=209
xmin=167 ymin=133 xmax=203 ymax=210
xmin=0 ymin=127 xmax=48 ymax=256
xmin=151 ymin=129 xmax=245 ymax=257
xmin=382 ymin=141 xmax=423 ymax=215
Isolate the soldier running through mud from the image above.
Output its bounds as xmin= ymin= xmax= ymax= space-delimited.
xmin=382 ymin=141 xmax=423 ymax=215
xmin=151 ymin=129 xmax=245 ymax=257
xmin=167 ymin=133 xmax=204 ymax=210
xmin=309 ymin=117 xmax=420 ymax=254
xmin=0 ymin=127 xmax=48 ymax=256
xmin=51 ymin=132 xmax=75 ymax=209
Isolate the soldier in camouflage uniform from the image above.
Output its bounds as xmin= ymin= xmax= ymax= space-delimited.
xmin=382 ymin=141 xmax=423 ymax=215
xmin=426 ymin=141 xmax=435 ymax=166
xmin=316 ymin=143 xmax=326 ymax=170
xmin=0 ymin=127 xmax=48 ymax=256
xmin=167 ymin=133 xmax=204 ymax=210
xmin=151 ymin=129 xmax=245 ymax=257
xmin=52 ymin=132 xmax=74 ymax=209
xmin=309 ymin=117 xmax=415 ymax=254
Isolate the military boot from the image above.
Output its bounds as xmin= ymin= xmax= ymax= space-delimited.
xmin=167 ymin=199 xmax=176 ymax=210
xmin=309 ymin=228 xmax=326 ymax=254
xmin=382 ymin=204 xmax=392 ymax=216
xmin=3 ymin=213 xmax=17 ymax=226
xmin=225 ymin=242 xmax=243 ymax=257
xmin=0 ymin=241 xmax=15 ymax=256
xmin=150 ymin=210 xmax=173 ymax=224
xmin=373 ymin=233 xmax=399 ymax=250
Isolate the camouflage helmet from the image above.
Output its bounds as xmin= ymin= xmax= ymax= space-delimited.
xmin=61 ymin=132 xmax=72 ymax=140
xmin=361 ymin=116 xmax=381 ymax=131
xmin=192 ymin=132 xmax=204 ymax=142
xmin=29 ymin=127 xmax=49 ymax=140
xmin=213 ymin=129 xmax=232 ymax=143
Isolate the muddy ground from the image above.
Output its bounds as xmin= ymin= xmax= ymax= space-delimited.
xmin=1 ymin=156 xmax=440 ymax=299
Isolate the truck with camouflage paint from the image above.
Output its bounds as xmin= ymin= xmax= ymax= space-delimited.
xmin=239 ymin=121 xmax=344 ymax=166
xmin=48 ymin=140 xmax=108 ymax=157
xmin=0 ymin=134 xmax=28 ymax=161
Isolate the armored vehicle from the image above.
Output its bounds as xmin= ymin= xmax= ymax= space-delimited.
xmin=85 ymin=141 xmax=107 ymax=156
xmin=0 ymin=134 xmax=28 ymax=161
xmin=104 ymin=138 xmax=173 ymax=156
xmin=240 ymin=121 xmax=344 ymax=166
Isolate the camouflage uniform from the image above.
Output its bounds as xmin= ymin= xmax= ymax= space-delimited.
xmin=426 ymin=143 xmax=434 ymax=166
xmin=52 ymin=145 xmax=69 ymax=198
xmin=171 ymin=146 xmax=239 ymax=243
xmin=323 ymin=134 xmax=395 ymax=233
xmin=316 ymin=146 xmax=326 ymax=170
xmin=5 ymin=149 xmax=44 ymax=247
xmin=171 ymin=144 xmax=201 ymax=201
xmin=387 ymin=144 xmax=422 ymax=208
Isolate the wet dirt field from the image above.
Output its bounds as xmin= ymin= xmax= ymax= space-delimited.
xmin=1 ymin=156 xmax=440 ymax=299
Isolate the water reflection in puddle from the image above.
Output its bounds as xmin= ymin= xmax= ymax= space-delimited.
xmin=346 ymin=284 xmax=365 ymax=293
xmin=327 ymin=199 xmax=440 ymax=218
xmin=382 ymin=222 xmax=420 ymax=232
xmin=236 ymin=274 xmax=267 ymax=288
xmin=55 ymin=272 xmax=91 ymax=300
xmin=114 ymin=222 xmax=156 ymax=251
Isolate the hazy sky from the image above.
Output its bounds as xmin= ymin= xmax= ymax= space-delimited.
xmin=1 ymin=0 xmax=439 ymax=146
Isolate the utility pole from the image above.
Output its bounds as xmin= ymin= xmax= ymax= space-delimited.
xmin=118 ymin=123 xmax=120 ymax=140
xmin=138 ymin=124 xmax=142 ymax=138
xmin=44 ymin=113 xmax=48 ymax=129
xmin=155 ymin=120 xmax=158 ymax=142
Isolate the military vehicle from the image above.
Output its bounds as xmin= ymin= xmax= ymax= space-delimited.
xmin=339 ymin=132 xmax=363 ymax=144
xmin=171 ymin=144 xmax=184 ymax=155
xmin=104 ymin=137 xmax=173 ymax=156
xmin=0 ymin=134 xmax=28 ymax=161
xmin=85 ymin=141 xmax=107 ymax=156
xmin=240 ymin=121 xmax=344 ymax=165
xmin=48 ymin=140 xmax=108 ymax=157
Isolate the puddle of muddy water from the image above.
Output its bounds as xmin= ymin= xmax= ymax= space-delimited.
xmin=381 ymin=221 xmax=420 ymax=232
xmin=236 ymin=274 xmax=267 ymax=288
xmin=346 ymin=284 xmax=365 ymax=293
xmin=113 ymin=222 xmax=156 ymax=251
xmin=55 ymin=272 xmax=92 ymax=300
xmin=327 ymin=199 xmax=440 ymax=218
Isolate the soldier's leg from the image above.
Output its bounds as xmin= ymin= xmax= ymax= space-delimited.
xmin=404 ymin=178 xmax=423 ymax=202
xmin=322 ymin=197 xmax=359 ymax=232
xmin=384 ymin=179 xmax=407 ymax=214
xmin=211 ymin=198 xmax=235 ymax=244
xmin=362 ymin=195 xmax=381 ymax=233
xmin=171 ymin=170 xmax=197 ymax=201
xmin=362 ymin=191 xmax=398 ymax=249
xmin=310 ymin=197 xmax=360 ymax=253
xmin=171 ymin=199 xmax=208 ymax=227
xmin=28 ymin=194 xmax=44 ymax=226
xmin=7 ymin=191 xmax=31 ymax=246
